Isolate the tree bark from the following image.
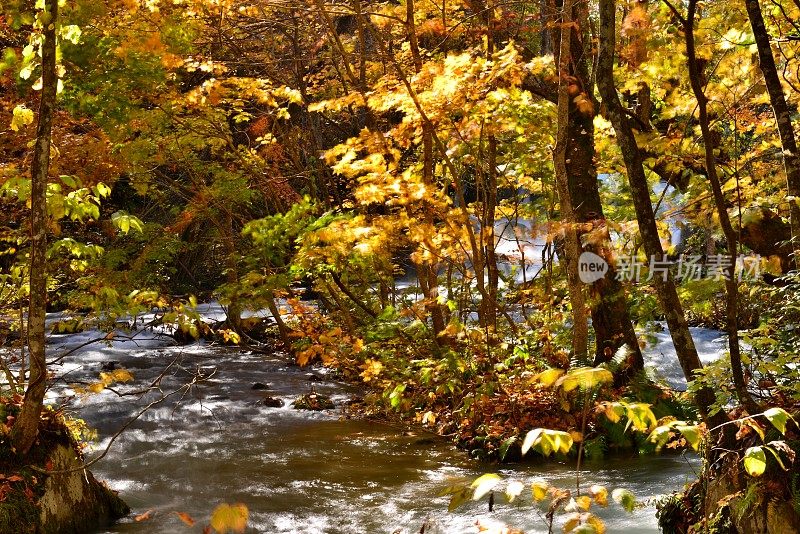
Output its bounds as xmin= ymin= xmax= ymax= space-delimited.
xmin=265 ymin=289 xmax=290 ymax=346
xmin=744 ymin=0 xmax=800 ymax=269
xmin=12 ymin=0 xmax=58 ymax=455
xmin=684 ymin=0 xmax=759 ymax=415
xmin=595 ymin=0 xmax=727 ymax=426
xmin=222 ymin=210 xmax=242 ymax=331
xmin=556 ymin=0 xmax=644 ymax=372
xmin=553 ymin=0 xmax=589 ymax=362
xmin=407 ymin=0 xmax=447 ymax=337
xmin=484 ymin=0 xmax=499 ymax=331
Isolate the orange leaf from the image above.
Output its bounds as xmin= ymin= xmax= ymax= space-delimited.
xmin=175 ymin=511 xmax=196 ymax=526
xmin=135 ymin=510 xmax=154 ymax=522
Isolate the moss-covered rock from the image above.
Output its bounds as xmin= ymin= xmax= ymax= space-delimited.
xmin=292 ymin=392 xmax=335 ymax=410
xmin=658 ymin=448 xmax=800 ymax=534
xmin=0 ymin=403 xmax=129 ymax=534
xmin=36 ymin=443 xmax=129 ymax=534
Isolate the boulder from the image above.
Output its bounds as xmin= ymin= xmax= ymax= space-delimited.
xmin=292 ymin=393 xmax=334 ymax=411
xmin=262 ymin=397 xmax=285 ymax=408
xmin=0 ymin=432 xmax=128 ymax=534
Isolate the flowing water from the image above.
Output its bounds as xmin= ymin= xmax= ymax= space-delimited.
xmin=41 ymin=316 xmax=720 ymax=534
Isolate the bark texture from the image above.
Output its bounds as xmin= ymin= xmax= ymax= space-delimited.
xmin=553 ymin=0 xmax=589 ymax=362
xmin=684 ymin=0 xmax=759 ymax=415
xmin=557 ymin=0 xmax=644 ymax=371
xmin=12 ymin=0 xmax=58 ymax=456
xmin=595 ymin=0 xmax=726 ymax=426
xmin=745 ymin=0 xmax=800 ymax=269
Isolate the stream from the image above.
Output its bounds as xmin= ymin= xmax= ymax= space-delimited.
xmin=42 ymin=312 xmax=722 ymax=534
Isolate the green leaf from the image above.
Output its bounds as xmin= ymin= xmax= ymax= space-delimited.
xmin=59 ymin=175 xmax=78 ymax=188
xmin=388 ymin=384 xmax=405 ymax=408
xmin=111 ymin=211 xmax=144 ymax=234
xmin=743 ymin=446 xmax=767 ymax=477
xmin=498 ymin=436 xmax=516 ymax=461
xmin=764 ymin=443 xmax=789 ymax=471
xmin=763 ymin=407 xmax=796 ymax=435
xmin=611 ymin=488 xmax=636 ymax=513
xmin=470 ymin=473 xmax=501 ymax=500
xmin=94 ymin=182 xmax=112 ymax=198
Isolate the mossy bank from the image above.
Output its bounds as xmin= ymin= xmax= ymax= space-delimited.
xmin=0 ymin=400 xmax=128 ymax=533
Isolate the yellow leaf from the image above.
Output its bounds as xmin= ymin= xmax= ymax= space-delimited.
xmin=209 ymin=503 xmax=248 ymax=534
xmin=575 ymin=495 xmax=592 ymax=511
xmin=589 ymin=485 xmax=608 ymax=507
xmin=471 ymin=473 xmax=501 ymax=500
xmin=360 ymin=359 xmax=383 ymax=382
xmin=563 ymin=512 xmax=581 ymax=532
xmin=743 ymin=447 xmax=767 ymax=477
xmin=556 ymin=367 xmax=613 ymax=392
xmin=587 ymin=514 xmax=607 ymax=534
xmin=11 ymin=105 xmax=34 ymax=132
xmin=531 ymin=479 xmax=549 ymax=501
xmin=421 ymin=411 xmax=436 ymax=425
xmin=533 ymin=368 xmax=565 ymax=387
xmin=110 ymin=369 xmax=134 ymax=383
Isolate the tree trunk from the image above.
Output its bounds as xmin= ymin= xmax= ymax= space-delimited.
xmin=744 ymin=0 xmax=800 ymax=269
xmin=11 ymin=0 xmax=58 ymax=455
xmin=558 ymin=0 xmax=644 ymax=372
xmin=484 ymin=1 xmax=499 ymax=331
xmin=265 ymin=289 xmax=290 ymax=346
xmin=407 ymin=0 xmax=446 ymax=337
xmin=222 ymin=210 xmax=242 ymax=331
xmin=595 ymin=0 xmax=727 ymax=427
xmin=553 ymin=0 xmax=589 ymax=362
xmin=684 ymin=0 xmax=759 ymax=415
